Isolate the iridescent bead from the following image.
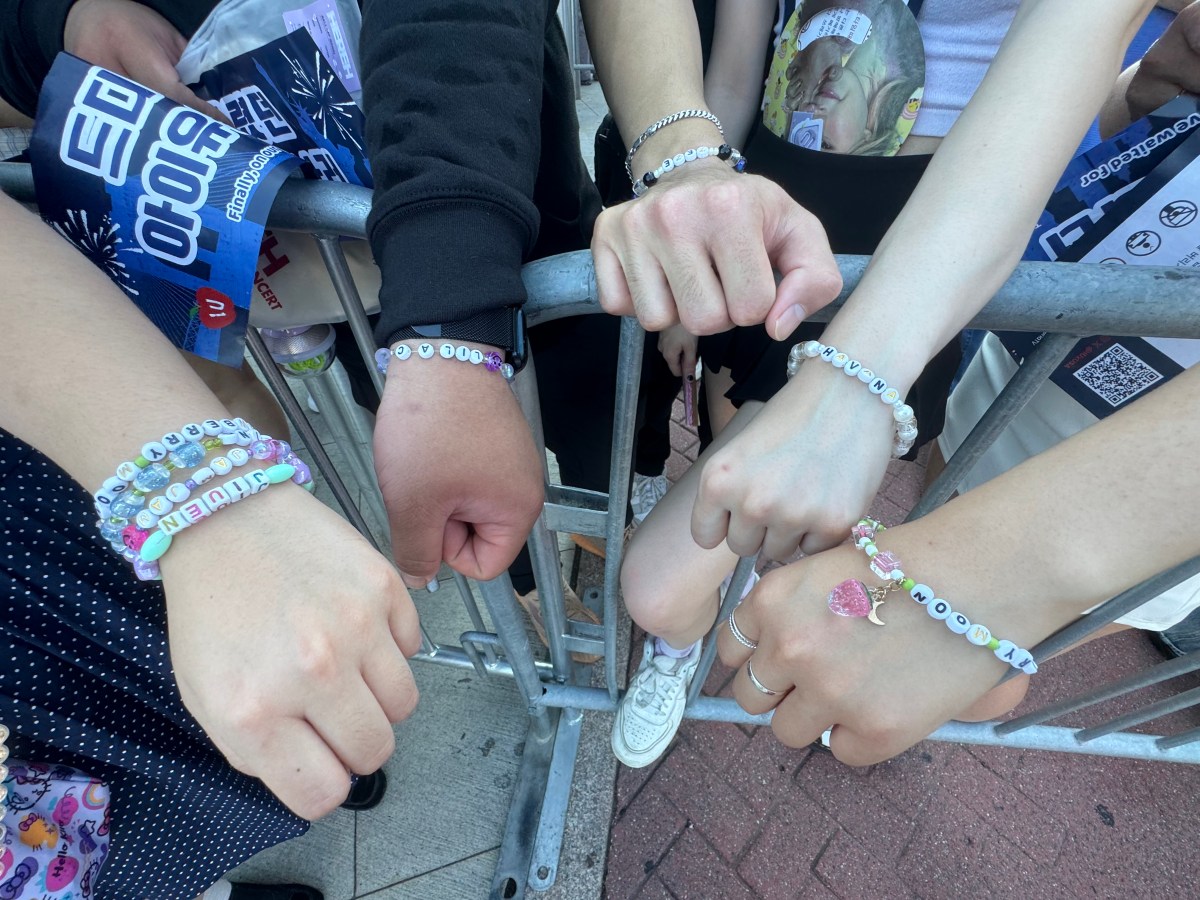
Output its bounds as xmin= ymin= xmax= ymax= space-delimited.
xmin=484 ymin=352 xmax=502 ymax=372
xmin=851 ymin=522 xmax=875 ymax=542
xmin=374 ymin=347 xmax=392 ymax=373
xmin=110 ymin=492 xmax=146 ymax=518
xmin=290 ymin=459 xmax=312 ymax=486
xmin=133 ymin=558 xmax=161 ymax=581
xmin=249 ymin=440 xmax=273 ymax=460
xmin=133 ymin=462 xmax=171 ymax=492
xmin=169 ymin=441 xmax=207 ymax=468
xmin=270 ymin=440 xmax=292 ymax=460
xmin=98 ymin=518 xmax=127 ymax=542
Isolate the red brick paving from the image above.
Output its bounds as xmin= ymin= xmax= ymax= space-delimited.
xmin=604 ymin=400 xmax=1200 ymax=899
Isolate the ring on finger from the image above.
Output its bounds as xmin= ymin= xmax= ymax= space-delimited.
xmin=727 ymin=606 xmax=758 ymax=650
xmin=746 ymin=659 xmax=780 ymax=696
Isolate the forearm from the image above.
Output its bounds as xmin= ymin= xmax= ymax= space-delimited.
xmin=0 ymin=194 xmax=235 ymax=489
xmin=820 ymin=0 xmax=1153 ymax=391
xmin=705 ymin=0 xmax=776 ymax=149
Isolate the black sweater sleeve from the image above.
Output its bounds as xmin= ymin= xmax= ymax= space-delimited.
xmin=362 ymin=0 xmax=568 ymax=344
xmin=0 ymin=0 xmax=215 ymax=116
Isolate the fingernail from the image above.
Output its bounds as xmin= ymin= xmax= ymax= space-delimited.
xmin=774 ymin=304 xmax=805 ymax=341
xmin=426 ymin=578 xmax=440 ymax=594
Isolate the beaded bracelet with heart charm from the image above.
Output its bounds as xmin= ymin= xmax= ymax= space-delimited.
xmin=826 ymin=517 xmax=1038 ymax=675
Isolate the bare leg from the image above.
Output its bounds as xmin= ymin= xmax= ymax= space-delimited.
xmin=621 ymin=400 xmax=765 ymax=648
xmin=704 ymin=366 xmax=739 ymax=437
xmin=186 ymin=353 xmax=289 ymax=439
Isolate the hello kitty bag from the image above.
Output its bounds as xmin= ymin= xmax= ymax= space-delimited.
xmin=0 ymin=726 xmax=111 ymax=899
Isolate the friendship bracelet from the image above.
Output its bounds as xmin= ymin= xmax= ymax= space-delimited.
xmin=624 ymin=108 xmax=725 ymax=183
xmin=375 ymin=341 xmax=515 ymax=380
xmin=827 ymin=517 xmax=1038 ymax=674
xmin=786 ymin=340 xmax=919 ymax=458
xmin=631 ymin=143 xmax=747 ymax=198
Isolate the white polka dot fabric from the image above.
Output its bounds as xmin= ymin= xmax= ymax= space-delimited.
xmin=0 ymin=429 xmax=307 ymax=898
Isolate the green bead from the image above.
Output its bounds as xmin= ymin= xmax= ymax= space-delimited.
xmin=986 ymin=638 xmax=1000 ymax=651
xmin=901 ymin=578 xmax=915 ymax=591
xmin=264 ymin=464 xmax=296 ymax=484
xmin=135 ymin=455 xmax=149 ymax=467
xmin=140 ymin=530 xmax=173 ymax=562
xmin=301 ymin=479 xmax=316 ymax=493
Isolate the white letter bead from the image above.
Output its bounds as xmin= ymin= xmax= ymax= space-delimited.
xmin=219 ymin=418 xmax=239 ymax=434
xmin=224 ymin=476 xmax=252 ymax=501
xmin=135 ymin=509 xmax=160 ymax=529
xmin=661 ymin=157 xmax=674 ymax=172
xmin=820 ymin=345 xmax=837 ymax=360
xmin=928 ymin=599 xmax=952 ymax=620
xmin=697 ymin=145 xmax=711 ymax=158
xmin=183 ymin=423 xmax=205 ymax=440
xmin=210 ymin=456 xmax=233 ymax=475
xmin=158 ymin=511 xmax=190 ymax=535
xmin=147 ymin=495 xmax=173 ymax=516
xmin=881 ymin=388 xmax=900 ymax=405
xmin=672 ymin=153 xmax=686 ymax=166
xmin=868 ymin=378 xmax=887 ymax=395
xmin=1017 ymin=655 xmax=1039 ymax=675
xmin=439 ymin=342 xmax=455 ymax=359
xmin=102 ymin=475 xmax=129 ymax=495
xmin=844 ymin=360 xmax=862 ymax=376
xmin=227 ymin=448 xmax=250 ymax=466
xmin=967 ymin=624 xmax=992 ymax=646
xmin=192 ymin=467 xmax=215 ymax=485
xmin=219 ymin=434 xmax=239 ymax=446
xmin=455 ymin=345 xmax=471 ymax=361
xmin=162 ymin=432 xmax=186 ymax=449
xmin=233 ymin=429 xmax=253 ymax=446
xmin=417 ymin=342 xmax=435 ymax=359
xmin=179 ymin=501 xmax=209 ymax=524
xmin=893 ymin=404 xmax=915 ymax=423
xmin=394 ymin=344 xmax=412 ymax=360
xmin=909 ymin=583 xmax=934 ymax=605
xmin=141 ymin=441 xmax=168 ymax=462
xmin=994 ymin=640 xmax=1018 ymax=664
xmin=115 ymin=461 xmax=140 ymax=482
xmin=165 ymin=483 xmax=191 ymax=503
xmin=199 ymin=486 xmax=232 ymax=513
xmin=202 ymin=419 xmax=223 ymax=436
xmin=831 ymin=352 xmax=848 ymax=368
xmin=947 ymin=613 xmax=971 ymax=634
xmin=684 ymin=148 xmax=697 ymax=162
xmin=857 ymin=368 xmax=874 ymax=383
xmin=469 ymin=349 xmax=484 ymax=365
xmin=246 ymin=470 xmax=270 ymax=493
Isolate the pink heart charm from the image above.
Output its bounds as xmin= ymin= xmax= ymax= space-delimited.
xmin=828 ymin=579 xmax=872 ymax=618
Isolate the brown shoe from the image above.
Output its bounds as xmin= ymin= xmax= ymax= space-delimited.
xmin=515 ymin=582 xmax=602 ymax=664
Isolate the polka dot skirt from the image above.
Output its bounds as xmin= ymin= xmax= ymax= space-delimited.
xmin=0 ymin=429 xmax=307 ymax=899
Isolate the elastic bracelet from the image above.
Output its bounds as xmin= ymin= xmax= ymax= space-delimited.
xmin=624 ymin=108 xmax=725 ymax=183
xmin=374 ymin=341 xmax=515 ymax=380
xmin=786 ymin=340 xmax=919 ymax=458
xmin=631 ymin=143 xmax=747 ymax=198
xmin=827 ymin=517 xmax=1038 ymax=675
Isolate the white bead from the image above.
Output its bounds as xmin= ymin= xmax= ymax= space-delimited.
xmin=857 ymin=368 xmax=874 ymax=383
xmin=179 ymin=501 xmax=209 ymax=525
xmin=102 ymin=475 xmax=129 ymax=496
xmin=439 ymin=342 xmax=455 ymax=359
xmin=966 ymin=624 xmax=992 ymax=646
xmin=93 ymin=491 xmax=116 ymax=511
xmin=788 ymin=344 xmax=804 ymax=361
xmin=224 ymin=476 xmax=252 ymax=502
xmin=202 ymin=419 xmax=223 ymax=436
xmin=115 ymin=461 xmax=140 ymax=482
xmin=148 ymin=495 xmax=173 ymax=516
xmin=192 ymin=467 xmax=215 ymax=486
xmin=697 ymin=145 xmax=711 ymax=158
xmin=889 ymin=569 xmax=903 ymax=581
xmin=158 ymin=511 xmax=190 ymax=534
xmin=856 ymin=536 xmax=872 ymax=548
xmin=893 ymin=404 xmax=915 ymax=423
xmin=844 ymin=360 xmax=862 ymax=376
xmin=199 ymin=486 xmax=232 ymax=514
xmin=135 ymin=509 xmax=160 ymax=529
xmin=246 ymin=469 xmax=270 ymax=493
xmin=831 ymin=352 xmax=848 ymax=369
xmin=896 ymin=422 xmax=919 ymax=441
xmin=469 ymin=349 xmax=484 ymax=365
xmin=183 ymin=423 xmax=205 ymax=440
xmin=802 ymin=340 xmax=822 ymax=358
xmin=994 ymin=640 xmax=1018 ymax=665
xmin=227 ymin=448 xmax=250 ymax=467
xmin=219 ymin=418 xmax=239 ymax=434
xmin=165 ymin=483 xmax=191 ymax=503
xmin=947 ymin=613 xmax=971 ymax=634
xmin=220 ymin=433 xmax=240 ymax=446
xmin=881 ymin=387 xmax=900 ymax=405
xmin=786 ymin=361 xmax=800 ymax=377
xmin=673 ymin=153 xmax=686 ymax=166
xmin=455 ymin=344 xmax=471 ymax=361
xmin=141 ymin=441 xmax=168 ymax=462
xmin=417 ymin=342 xmax=435 ymax=359
xmin=161 ymin=431 xmax=186 ymax=450
xmin=661 ymin=157 xmax=674 ymax=172
xmin=820 ymin=345 xmax=837 ymax=360
xmin=927 ymin=599 xmax=952 ymax=620
xmin=1017 ymin=655 xmax=1038 ymax=675
xmin=892 ymin=441 xmax=911 ymax=457
xmin=501 ymin=363 xmax=515 ymax=380
xmin=909 ymin=583 xmax=934 ymax=605
xmin=684 ymin=148 xmax=698 ymax=162
xmin=210 ymin=456 xmax=233 ymax=475
xmin=234 ymin=429 xmax=253 ymax=447
xmin=394 ymin=344 xmax=412 ymax=361
xmin=868 ymin=377 xmax=887 ymax=395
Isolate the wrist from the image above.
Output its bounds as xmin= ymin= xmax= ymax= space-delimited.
xmin=628 ymin=115 xmax=725 ymax=183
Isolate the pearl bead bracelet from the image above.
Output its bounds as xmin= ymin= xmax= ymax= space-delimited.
xmin=632 ymin=143 xmax=747 ymax=198
xmin=786 ymin=340 xmax=919 ymax=458
xmin=828 ymin=517 xmax=1038 ymax=675
xmin=375 ymin=341 xmax=515 ymax=380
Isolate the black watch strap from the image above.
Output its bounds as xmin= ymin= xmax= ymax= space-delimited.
xmin=386 ymin=306 xmax=527 ymax=371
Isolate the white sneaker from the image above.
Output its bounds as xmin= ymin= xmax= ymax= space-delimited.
xmin=630 ymin=472 xmax=669 ymax=523
xmin=612 ymin=636 xmax=700 ymax=767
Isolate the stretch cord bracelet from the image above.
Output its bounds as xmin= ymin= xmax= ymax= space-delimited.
xmin=826 ymin=517 xmax=1038 ymax=674
xmin=631 ymin=143 xmax=747 ymax=198
xmin=375 ymin=341 xmax=515 ymax=381
xmin=786 ymin=340 xmax=919 ymax=458
xmin=624 ymin=108 xmax=725 ymax=184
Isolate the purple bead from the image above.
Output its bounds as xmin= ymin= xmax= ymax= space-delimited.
xmin=484 ymin=352 xmax=503 ymax=372
xmin=249 ymin=440 xmax=273 ymax=460
xmin=374 ymin=347 xmax=392 ymax=373
xmin=290 ymin=459 xmax=312 ymax=486
xmin=270 ymin=440 xmax=292 ymax=460
xmin=133 ymin=558 xmax=161 ymax=581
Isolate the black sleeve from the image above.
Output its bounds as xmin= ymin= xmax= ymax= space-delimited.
xmin=361 ymin=0 xmax=553 ymax=346
xmin=0 ymin=0 xmax=215 ymax=117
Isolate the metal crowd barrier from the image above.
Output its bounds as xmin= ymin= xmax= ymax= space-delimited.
xmin=5 ymin=166 xmax=1200 ymax=898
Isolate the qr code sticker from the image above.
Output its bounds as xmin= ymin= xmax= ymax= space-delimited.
xmin=1073 ymin=343 xmax=1163 ymax=407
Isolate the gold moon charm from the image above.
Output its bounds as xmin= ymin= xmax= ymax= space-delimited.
xmin=866 ymin=588 xmax=888 ymax=626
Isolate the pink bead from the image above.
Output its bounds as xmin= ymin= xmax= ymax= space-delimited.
xmin=827 ymin=579 xmax=872 ymax=618
xmin=851 ymin=522 xmax=875 ymax=542
xmin=869 ymin=551 xmax=902 ymax=580
xmin=122 ymin=525 xmax=148 ymax=552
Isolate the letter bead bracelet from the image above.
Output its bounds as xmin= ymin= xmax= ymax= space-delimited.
xmin=826 ymin=517 xmax=1038 ymax=675
xmin=786 ymin=340 xmax=919 ymax=458
xmin=375 ymin=341 xmax=515 ymax=380
xmin=632 ymin=143 xmax=747 ymax=198
xmin=94 ymin=418 xmax=312 ymax=581
xmin=624 ymin=108 xmax=725 ymax=183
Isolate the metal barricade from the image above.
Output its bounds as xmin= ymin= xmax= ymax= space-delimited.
xmin=5 ymin=165 xmax=1200 ymax=897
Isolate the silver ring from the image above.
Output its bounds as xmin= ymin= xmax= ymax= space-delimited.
xmin=727 ymin=606 xmax=758 ymax=650
xmin=746 ymin=660 xmax=780 ymax=696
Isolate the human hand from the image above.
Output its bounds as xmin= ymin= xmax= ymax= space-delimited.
xmin=1101 ymin=2 xmax=1200 ymax=136
xmin=656 ymin=324 xmax=699 ymax=379
xmin=373 ymin=343 xmax=544 ymax=586
xmin=592 ymin=163 xmax=842 ymax=340
xmin=163 ymin=484 xmax=421 ymax=820
xmin=64 ymin=0 xmax=219 ymax=117
xmin=690 ymin=364 xmax=893 ymax=560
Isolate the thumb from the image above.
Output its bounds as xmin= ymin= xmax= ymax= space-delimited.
xmin=390 ymin=514 xmax=448 ymax=589
xmin=161 ymin=79 xmax=233 ymax=125
xmin=761 ymin=202 xmax=843 ymax=342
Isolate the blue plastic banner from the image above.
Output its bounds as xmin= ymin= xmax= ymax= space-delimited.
xmin=30 ymin=54 xmax=300 ymax=366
